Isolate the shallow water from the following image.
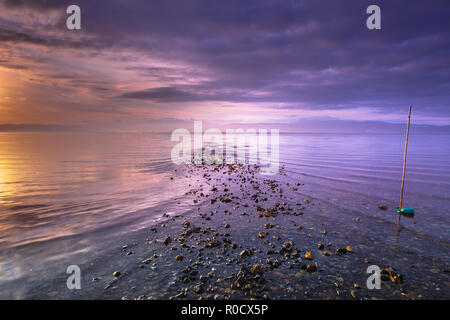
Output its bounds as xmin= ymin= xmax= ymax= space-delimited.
xmin=0 ymin=132 xmax=449 ymax=293
xmin=280 ymin=133 xmax=450 ymax=240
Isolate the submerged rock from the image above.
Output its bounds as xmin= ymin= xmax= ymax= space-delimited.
xmin=163 ymin=236 xmax=172 ymax=245
xmin=240 ymin=248 xmax=254 ymax=258
xmin=306 ymin=264 xmax=317 ymax=273
xmin=304 ymin=252 xmax=313 ymax=260
xmin=381 ymin=267 xmax=404 ymax=284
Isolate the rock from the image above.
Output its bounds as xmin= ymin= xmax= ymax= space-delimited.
xmin=113 ymin=271 xmax=121 ymax=277
xmin=391 ymin=273 xmax=404 ymax=284
xmin=317 ymin=243 xmax=325 ymax=250
xmin=206 ymin=238 xmax=221 ymax=248
xmin=345 ymin=246 xmax=353 ymax=253
xmin=175 ymin=255 xmax=183 ymax=262
xmin=193 ymin=284 xmax=204 ymax=294
xmin=240 ymin=249 xmax=253 ymax=258
xmin=336 ymin=248 xmax=347 ymax=255
xmin=430 ymin=268 xmax=440 ymax=274
xmin=323 ymin=250 xmax=331 ymax=256
xmin=378 ymin=205 xmax=388 ymax=210
xmin=183 ymin=227 xmax=200 ymax=237
xmin=250 ymin=264 xmax=264 ymax=275
xmin=306 ymin=264 xmax=317 ymax=273
xmin=283 ymin=241 xmax=294 ymax=250
xmin=264 ymin=223 xmax=274 ymax=229
xmin=258 ymin=232 xmax=265 ymax=239
xmin=380 ymin=267 xmax=403 ymax=283
xmin=163 ymin=236 xmax=172 ymax=245
xmin=304 ymin=252 xmax=313 ymax=260
xmin=224 ymin=223 xmax=230 ymax=228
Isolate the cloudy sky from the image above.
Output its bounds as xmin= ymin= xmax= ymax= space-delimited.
xmin=0 ymin=0 xmax=449 ymax=131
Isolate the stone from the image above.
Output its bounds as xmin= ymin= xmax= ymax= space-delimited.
xmin=163 ymin=236 xmax=172 ymax=245
xmin=305 ymin=252 xmax=313 ymax=260
xmin=306 ymin=264 xmax=317 ymax=273
xmin=250 ymin=264 xmax=264 ymax=275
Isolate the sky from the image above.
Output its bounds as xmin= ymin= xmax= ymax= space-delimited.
xmin=0 ymin=0 xmax=449 ymax=131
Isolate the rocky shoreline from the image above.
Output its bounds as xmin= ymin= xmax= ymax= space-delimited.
xmin=22 ymin=163 xmax=450 ymax=299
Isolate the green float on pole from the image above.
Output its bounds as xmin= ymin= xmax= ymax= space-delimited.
xmin=398 ymin=105 xmax=414 ymax=223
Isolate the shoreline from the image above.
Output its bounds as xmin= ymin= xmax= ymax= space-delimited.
xmin=3 ymin=163 xmax=450 ymax=299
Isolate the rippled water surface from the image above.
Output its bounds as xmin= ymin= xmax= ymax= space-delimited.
xmin=0 ymin=132 xmax=449 ymax=285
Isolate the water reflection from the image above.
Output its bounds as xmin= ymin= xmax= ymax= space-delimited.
xmin=0 ymin=132 xmax=449 ymax=283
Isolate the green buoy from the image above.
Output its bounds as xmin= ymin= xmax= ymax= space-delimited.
xmin=397 ymin=206 xmax=414 ymax=217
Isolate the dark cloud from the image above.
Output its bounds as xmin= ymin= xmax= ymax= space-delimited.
xmin=2 ymin=0 xmax=64 ymax=10
xmin=118 ymin=87 xmax=211 ymax=102
xmin=1 ymin=0 xmax=449 ymax=117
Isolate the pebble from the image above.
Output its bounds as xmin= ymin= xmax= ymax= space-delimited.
xmin=163 ymin=236 xmax=172 ymax=245
xmin=306 ymin=264 xmax=317 ymax=273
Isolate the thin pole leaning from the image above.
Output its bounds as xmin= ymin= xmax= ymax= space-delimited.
xmin=398 ymin=105 xmax=412 ymax=224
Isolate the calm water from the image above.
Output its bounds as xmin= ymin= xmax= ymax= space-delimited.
xmin=0 ymin=132 xmax=449 ymax=285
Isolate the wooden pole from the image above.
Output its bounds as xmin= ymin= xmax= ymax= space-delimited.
xmin=398 ymin=105 xmax=412 ymax=224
